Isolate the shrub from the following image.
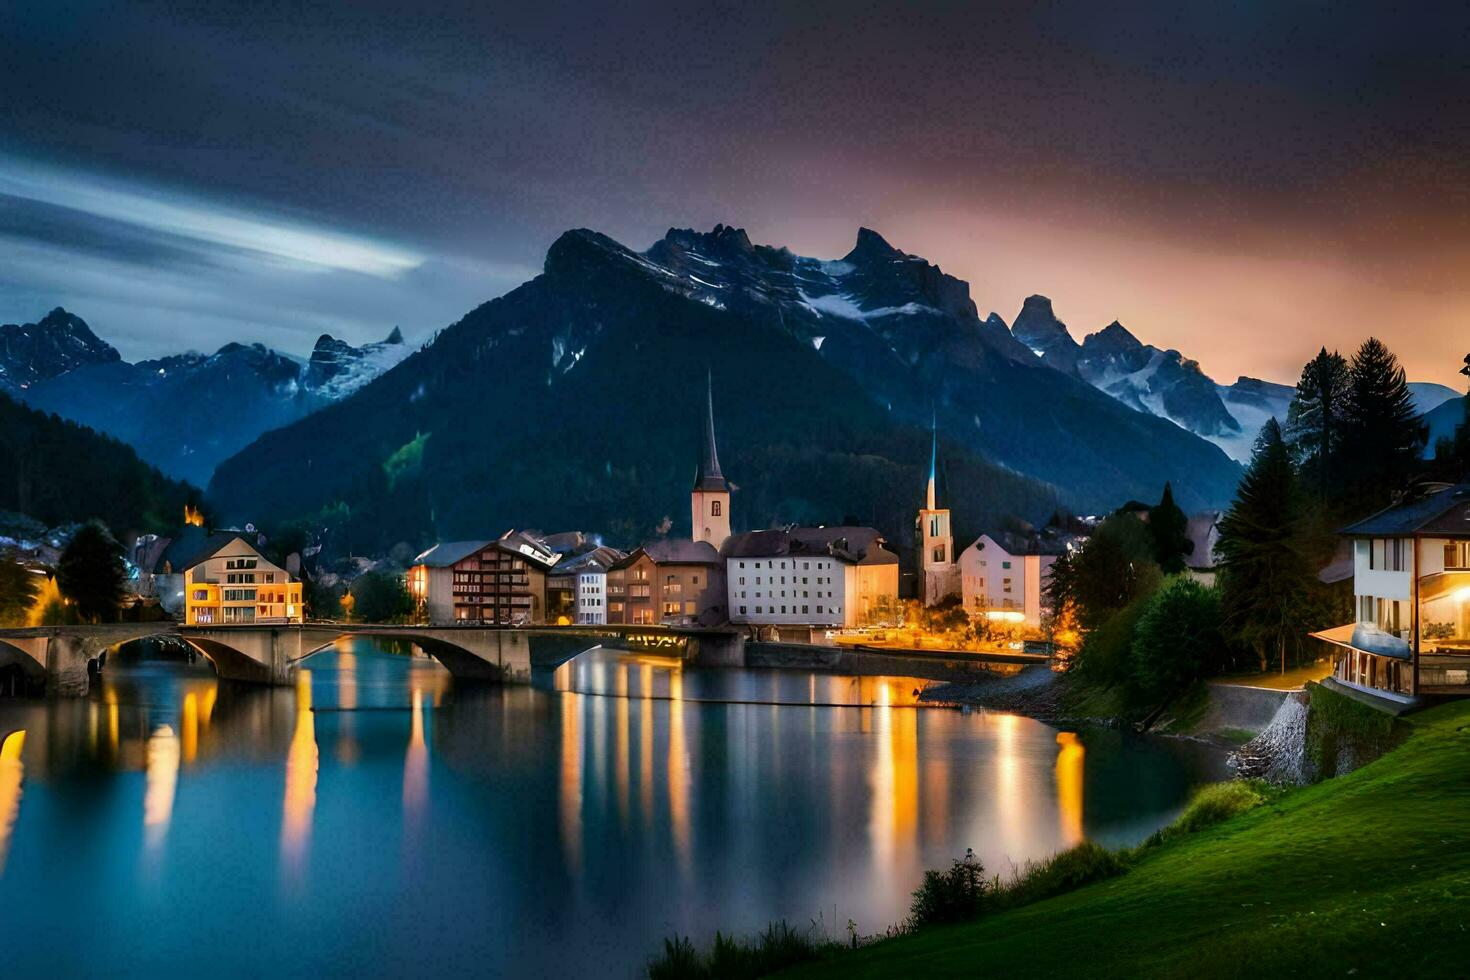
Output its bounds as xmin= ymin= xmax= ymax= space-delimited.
xmin=1130 ymin=577 xmax=1226 ymax=701
xmin=1144 ymin=780 xmax=1267 ymax=847
xmin=907 ymin=858 xmax=988 ymax=928
xmin=992 ymin=842 xmax=1126 ymax=910
xmin=1073 ymin=598 xmax=1147 ymax=685
xmin=647 ymin=921 xmax=831 ymax=979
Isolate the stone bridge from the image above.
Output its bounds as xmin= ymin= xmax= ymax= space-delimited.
xmin=0 ymin=622 xmax=744 ymax=696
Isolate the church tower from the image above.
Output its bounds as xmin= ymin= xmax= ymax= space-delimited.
xmin=917 ymin=415 xmax=959 ymax=604
xmin=691 ymin=371 xmax=731 ymax=547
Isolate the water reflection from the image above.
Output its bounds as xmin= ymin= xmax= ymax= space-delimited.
xmin=281 ymin=670 xmax=317 ymax=878
xmin=0 ymin=641 xmax=1227 ymax=978
xmin=0 ymin=729 xmax=23 ymax=872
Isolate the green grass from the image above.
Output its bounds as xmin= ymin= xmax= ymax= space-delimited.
xmin=783 ymin=699 xmax=1470 ymax=979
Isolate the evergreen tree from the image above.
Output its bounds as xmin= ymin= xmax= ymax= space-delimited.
xmin=1216 ymin=419 xmax=1313 ymax=672
xmin=0 ymin=558 xmax=38 ymax=626
xmin=1342 ymin=338 xmax=1424 ymax=511
xmin=57 ymin=521 xmax=127 ymax=623
xmin=1061 ymin=514 xmax=1162 ymax=629
xmin=1284 ymin=347 xmax=1350 ymax=500
xmin=348 ymin=570 xmax=414 ymax=623
xmin=1131 ymin=578 xmax=1225 ymax=701
xmin=1148 ymin=482 xmax=1191 ymax=574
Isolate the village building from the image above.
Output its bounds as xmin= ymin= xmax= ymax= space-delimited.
xmin=723 ymin=526 xmax=900 ymax=635
xmin=182 ymin=532 xmax=303 ymax=625
xmin=1183 ymin=510 xmax=1223 ymax=586
xmin=408 ymin=531 xmax=560 ymax=625
xmin=1312 ymin=482 xmax=1470 ymax=703
xmin=546 ymin=545 xmax=624 ymax=625
xmin=957 ymin=530 xmax=1068 ymax=628
xmin=606 ymin=539 xmax=725 ymax=626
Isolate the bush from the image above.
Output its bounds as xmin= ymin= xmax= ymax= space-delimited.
xmin=1130 ymin=577 xmax=1226 ymax=701
xmin=647 ymin=921 xmax=831 ymax=980
xmin=992 ymin=842 xmax=1126 ymax=910
xmin=1144 ymin=780 xmax=1268 ymax=847
xmin=907 ymin=858 xmax=988 ymax=928
xmin=1073 ymin=598 xmax=1147 ymax=684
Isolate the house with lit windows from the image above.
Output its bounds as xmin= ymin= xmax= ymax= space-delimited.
xmin=182 ymin=533 xmax=302 ymax=625
xmin=722 ymin=526 xmax=899 ymax=633
xmin=408 ymin=531 xmax=561 ymax=625
xmin=606 ymin=539 xmax=724 ymax=626
xmin=958 ymin=530 xmax=1070 ymax=628
xmin=1313 ymin=482 xmax=1470 ymax=704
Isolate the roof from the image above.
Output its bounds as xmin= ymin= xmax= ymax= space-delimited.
xmin=412 ymin=540 xmax=492 ymax=568
xmin=551 ymin=545 xmax=625 ymax=575
xmin=967 ymin=529 xmax=1073 ymax=558
xmin=720 ymin=526 xmax=899 ymax=565
xmin=613 ymin=538 xmax=723 ymax=569
xmin=1339 ymin=482 xmax=1470 ymax=537
xmin=692 ymin=371 xmax=728 ymax=492
xmin=176 ymin=531 xmax=256 ymax=570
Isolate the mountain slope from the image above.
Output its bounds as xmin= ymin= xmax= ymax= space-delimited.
xmin=209 ymin=226 xmax=1241 ymax=556
xmin=0 ymin=390 xmax=197 ymax=536
xmin=17 ymin=316 xmax=409 ymax=487
xmin=0 ymin=307 xmax=120 ymax=392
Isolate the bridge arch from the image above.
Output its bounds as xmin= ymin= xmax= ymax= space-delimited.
xmin=0 ymin=639 xmax=46 ymax=697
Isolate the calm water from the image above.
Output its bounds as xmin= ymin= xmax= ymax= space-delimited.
xmin=0 ymin=639 xmax=1225 ymax=978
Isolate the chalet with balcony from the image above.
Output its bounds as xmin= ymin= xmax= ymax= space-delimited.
xmin=408 ymin=531 xmax=561 ymax=625
xmin=182 ymin=533 xmax=302 ymax=625
xmin=1313 ymin=482 xmax=1470 ymax=703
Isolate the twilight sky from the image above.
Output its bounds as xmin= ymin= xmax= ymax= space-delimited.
xmin=3 ymin=1 xmax=1468 ymax=385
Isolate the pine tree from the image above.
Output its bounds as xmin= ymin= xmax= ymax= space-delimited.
xmin=57 ymin=521 xmax=127 ymax=623
xmin=1342 ymin=338 xmax=1424 ymax=511
xmin=1284 ymin=347 xmax=1350 ymax=500
xmin=1216 ymin=418 xmax=1313 ymax=672
xmin=1149 ymin=482 xmax=1191 ymax=574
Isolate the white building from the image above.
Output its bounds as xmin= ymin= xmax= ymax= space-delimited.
xmin=722 ymin=526 xmax=900 ymax=630
xmin=575 ymin=568 xmax=607 ymax=624
xmin=958 ymin=531 xmax=1070 ymax=628
xmin=1313 ymin=482 xmax=1470 ymax=704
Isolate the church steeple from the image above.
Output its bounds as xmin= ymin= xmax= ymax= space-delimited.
xmin=691 ymin=371 xmax=731 ymax=546
xmin=926 ymin=409 xmax=938 ymax=511
xmin=693 ymin=370 xmax=728 ymax=492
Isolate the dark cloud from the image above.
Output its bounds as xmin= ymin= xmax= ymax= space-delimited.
xmin=1 ymin=1 xmax=1467 ymax=381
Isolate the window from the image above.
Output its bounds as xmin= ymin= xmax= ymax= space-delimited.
xmin=740 ymin=606 xmax=747 ymax=614
xmin=711 ymin=500 xmax=722 ymax=516
xmin=932 ymin=545 xmax=946 ymax=563
xmin=1002 ymin=561 xmax=1012 ymax=570
xmin=930 ymin=517 xmax=939 ymax=536
xmin=692 ymin=575 xmax=700 ymax=585
xmin=1445 ymin=541 xmax=1470 ymax=570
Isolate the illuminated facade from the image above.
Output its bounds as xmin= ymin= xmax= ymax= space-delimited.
xmin=958 ymin=532 xmax=1066 ymax=628
xmin=723 ymin=526 xmax=900 ymax=629
xmin=1314 ymin=482 xmax=1470 ymax=702
xmin=409 ymin=532 xmax=560 ymax=625
xmin=182 ymin=534 xmax=302 ymax=625
xmin=691 ymin=371 xmax=731 ymax=548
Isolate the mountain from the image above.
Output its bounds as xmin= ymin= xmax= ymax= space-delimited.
xmin=1014 ymin=300 xmax=1462 ymax=462
xmin=301 ymin=327 xmax=409 ymax=399
xmin=0 ymin=307 xmax=120 ymax=392
xmin=1424 ymin=395 xmax=1466 ymax=458
xmin=208 ymin=225 xmax=1242 ymax=557
xmin=16 ymin=315 xmax=409 ymax=487
xmin=0 ymin=390 xmax=197 ymax=537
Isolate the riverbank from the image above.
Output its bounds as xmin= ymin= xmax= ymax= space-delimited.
xmin=676 ymin=697 xmax=1470 ymax=978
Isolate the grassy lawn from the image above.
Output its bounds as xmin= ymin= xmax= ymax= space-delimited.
xmin=784 ymin=699 xmax=1470 ymax=979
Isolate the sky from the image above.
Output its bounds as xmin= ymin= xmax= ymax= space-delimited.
xmin=2 ymin=1 xmax=1468 ymax=385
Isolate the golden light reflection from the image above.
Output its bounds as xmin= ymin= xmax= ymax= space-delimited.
xmin=559 ymin=691 xmax=583 ymax=871
xmin=1055 ymin=731 xmax=1085 ymax=847
xmin=106 ymin=691 xmax=119 ymax=757
xmin=281 ymin=670 xmax=318 ymax=874
xmin=615 ymin=664 xmax=630 ymax=827
xmin=143 ymin=724 xmax=180 ymax=851
xmin=640 ymin=665 xmax=654 ymax=829
xmin=181 ymin=692 xmax=198 ymax=765
xmin=870 ymin=704 xmax=919 ymax=879
xmin=668 ymin=668 xmax=691 ymax=876
xmin=337 ymin=650 xmax=360 ymax=765
xmin=0 ymin=730 xmax=25 ymax=873
xmin=994 ymin=713 xmax=1023 ymax=851
xmin=403 ymin=687 xmax=428 ymax=832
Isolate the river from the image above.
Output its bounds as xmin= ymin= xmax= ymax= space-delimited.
xmin=0 ymin=637 xmax=1226 ymax=977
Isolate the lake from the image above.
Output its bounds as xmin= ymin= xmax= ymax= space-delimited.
xmin=0 ymin=637 xmax=1226 ymax=977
